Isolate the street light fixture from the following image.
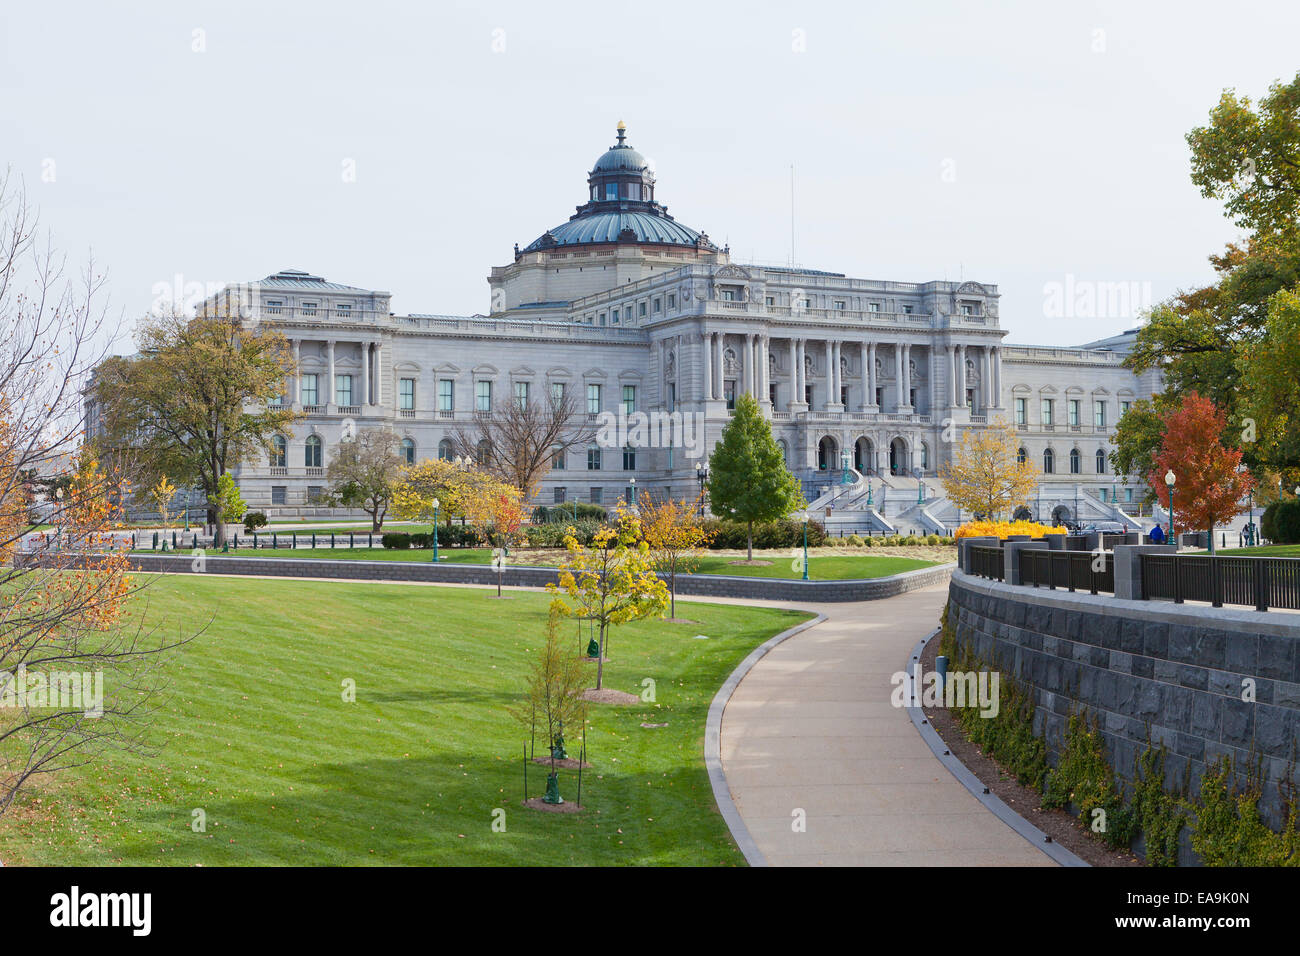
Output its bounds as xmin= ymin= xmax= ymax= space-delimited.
xmin=794 ymin=509 xmax=810 ymax=581
xmin=1164 ymin=470 xmax=1176 ymax=547
xmin=628 ymin=476 xmax=636 ymax=510
xmin=431 ymin=497 xmax=440 ymax=562
xmin=695 ymin=461 xmax=709 ymax=516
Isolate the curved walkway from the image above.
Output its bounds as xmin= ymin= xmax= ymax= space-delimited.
xmin=715 ymin=583 xmax=1055 ymax=866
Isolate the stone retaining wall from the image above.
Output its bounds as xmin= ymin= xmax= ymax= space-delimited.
xmin=19 ymin=552 xmax=954 ymax=604
xmin=948 ymin=570 xmax=1300 ymax=835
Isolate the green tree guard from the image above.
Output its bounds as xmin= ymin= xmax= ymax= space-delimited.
xmin=543 ymin=772 xmax=564 ymax=805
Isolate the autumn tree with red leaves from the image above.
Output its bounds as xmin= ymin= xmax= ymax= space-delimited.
xmin=1146 ymin=393 xmax=1253 ymax=551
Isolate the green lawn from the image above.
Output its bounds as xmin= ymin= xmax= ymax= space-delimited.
xmin=143 ymin=547 xmax=939 ymax=580
xmin=0 ymin=576 xmax=808 ymax=866
xmin=1200 ymin=544 xmax=1300 ymax=557
xmin=690 ymin=554 xmax=938 ymax=579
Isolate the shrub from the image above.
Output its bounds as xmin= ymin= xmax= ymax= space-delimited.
xmin=701 ymin=517 xmax=825 ymax=550
xmin=525 ymin=518 xmax=606 ymax=548
xmin=532 ymin=503 xmax=608 ymax=524
xmin=926 ymin=534 xmax=940 ymax=545
xmin=863 ymin=535 xmax=875 ymax=547
xmin=1263 ymin=499 xmax=1300 ymax=544
xmin=382 ymin=532 xmax=411 ymax=549
xmin=956 ymin=520 xmax=1067 ymax=540
xmin=846 ymin=534 xmax=863 ymax=547
xmin=243 ymin=511 xmax=268 ymax=534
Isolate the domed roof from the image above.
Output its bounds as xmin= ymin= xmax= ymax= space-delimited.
xmin=592 ymin=145 xmax=649 ymax=173
xmin=520 ymin=122 xmax=715 ymax=256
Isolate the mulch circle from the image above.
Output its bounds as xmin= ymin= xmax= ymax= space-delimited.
xmin=522 ymin=798 xmax=584 ymax=813
xmin=580 ymin=688 xmax=640 ymax=705
xmin=531 ymin=756 xmax=592 ymax=769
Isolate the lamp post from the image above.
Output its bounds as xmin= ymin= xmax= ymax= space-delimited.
xmin=1164 ymin=470 xmax=1176 ymax=547
xmin=1237 ymin=463 xmax=1254 ymax=546
xmin=695 ymin=461 xmax=709 ymax=517
xmin=840 ymin=449 xmax=852 ymax=485
xmin=431 ymin=497 xmax=440 ymax=562
xmin=795 ymin=509 xmax=809 ymax=581
xmin=628 ymin=476 xmax=636 ymax=511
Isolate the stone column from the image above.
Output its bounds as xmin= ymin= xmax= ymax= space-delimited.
xmin=759 ymin=336 xmax=770 ymax=406
xmin=859 ymin=342 xmax=869 ymax=411
xmin=902 ymin=343 xmax=911 ymax=408
xmin=993 ymin=346 xmax=1002 ymax=408
xmin=702 ymin=331 xmax=713 ymax=402
xmin=361 ymin=342 xmax=370 ymax=408
xmin=374 ymin=339 xmax=383 ymax=407
xmin=291 ymin=339 xmax=302 ymax=408
xmin=327 ymin=340 xmax=336 ymax=409
xmin=745 ymin=333 xmax=756 ymax=396
xmin=957 ymin=344 xmax=967 ymax=407
xmin=868 ymin=342 xmax=877 ymax=408
xmin=946 ymin=344 xmax=956 ymax=407
xmin=894 ymin=343 xmax=904 ymax=409
xmin=716 ymin=333 xmax=725 ymax=400
xmin=794 ymin=339 xmax=805 ymax=406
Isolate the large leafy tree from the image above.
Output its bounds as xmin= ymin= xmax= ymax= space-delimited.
xmin=706 ymin=393 xmax=803 ymax=560
xmin=326 ymin=428 xmax=404 ymax=531
xmin=938 ymin=418 xmax=1038 ymax=520
xmin=1109 ymin=399 xmax=1168 ymax=504
xmin=91 ymin=309 xmax=298 ymax=545
xmin=1237 ymin=288 xmax=1300 ymax=477
xmin=1147 ymin=393 xmax=1253 ymax=552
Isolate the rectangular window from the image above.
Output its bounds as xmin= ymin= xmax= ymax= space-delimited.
xmin=638 ymin=301 xmax=647 ymax=317
xmin=590 ymin=486 xmax=603 ymax=504
xmin=307 ymin=486 xmax=325 ymax=504
xmin=622 ymin=385 xmax=636 ymax=414
xmin=724 ymin=381 xmax=736 ymax=411
xmin=1125 ymin=488 xmax=1133 ymax=503
xmin=399 ymin=378 xmax=415 ymax=410
xmin=1121 ymin=400 xmax=1132 ymax=416
xmin=1069 ymin=399 xmax=1080 ymax=427
xmin=335 ymin=303 xmax=351 ymax=318
xmin=266 ymin=300 xmax=283 ymax=314
xmin=1041 ymin=399 xmax=1053 ymax=426
xmin=834 ymin=300 xmax=846 ymax=310
xmin=667 ymin=294 xmax=676 ymax=309
xmin=961 ymin=304 xmax=972 ymax=315
xmin=652 ymin=297 xmax=661 ymax=314
xmin=551 ymin=382 xmax=565 ymax=406
xmin=587 ymin=446 xmax=601 ymax=470
xmin=514 ymin=381 xmax=529 ymax=405
xmin=336 ymin=374 xmax=353 ymax=407
xmin=667 ymin=382 xmax=676 ymax=411
xmin=623 ymin=447 xmax=636 ymax=470
xmin=438 ymin=379 xmax=454 ymax=411
xmin=1095 ymin=402 xmax=1107 ymax=428
xmin=271 ymin=486 xmax=287 ymax=505
xmin=1101 ymin=488 xmax=1108 ymax=503
xmin=868 ymin=302 xmax=880 ymax=312
xmin=552 ymin=445 xmax=565 ymax=469
xmin=605 ymin=183 xmax=618 ymax=200
xmin=875 ymin=387 xmax=883 ymax=407
xmin=721 ymin=289 xmax=735 ymax=301
xmin=301 ymin=301 xmax=317 ymax=316
xmin=902 ymin=305 xmax=914 ymax=314
xmin=1015 ymin=397 xmax=1027 ymax=425
xmin=586 ymin=384 xmax=601 ymax=415
xmin=476 ymin=380 xmax=492 ymax=412
xmin=300 ymin=373 xmax=318 ymax=406
xmin=624 ymin=306 xmax=633 ymax=322
xmin=601 ymin=311 xmax=609 ymax=326
xmin=801 ymin=298 xmax=812 ymax=309
xmin=554 ymin=486 xmax=566 ymax=504
xmin=766 ymin=296 xmax=775 ymax=307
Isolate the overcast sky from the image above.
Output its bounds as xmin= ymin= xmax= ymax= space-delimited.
xmin=3 ymin=0 xmax=1297 ymax=351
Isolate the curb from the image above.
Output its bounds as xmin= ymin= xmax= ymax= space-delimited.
xmin=704 ymin=611 xmax=828 ymax=868
xmin=903 ymin=627 xmax=1089 ymax=868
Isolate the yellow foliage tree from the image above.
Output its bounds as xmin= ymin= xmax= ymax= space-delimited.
xmin=638 ymin=492 xmax=714 ymax=620
xmin=149 ymin=475 xmax=176 ymax=528
xmin=938 ymin=418 xmax=1038 ymax=520
xmin=548 ymin=505 xmax=670 ymax=691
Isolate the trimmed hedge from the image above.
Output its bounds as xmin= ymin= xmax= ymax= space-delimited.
xmin=701 ymin=518 xmax=827 ymax=550
xmin=382 ymin=525 xmax=484 ymax=549
xmin=531 ymin=503 xmax=608 ymax=524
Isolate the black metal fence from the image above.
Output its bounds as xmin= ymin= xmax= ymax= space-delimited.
xmin=1023 ymin=549 xmax=1115 ymax=594
xmin=1140 ymin=553 xmax=1300 ymax=611
xmin=970 ymin=545 xmax=1004 ymax=581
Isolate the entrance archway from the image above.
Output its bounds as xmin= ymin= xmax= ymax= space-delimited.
xmin=817 ymin=436 xmax=838 ymax=471
xmin=889 ymin=437 xmax=908 ymax=476
xmin=854 ymin=437 xmax=874 ymax=473
xmin=1051 ymin=504 xmax=1072 ymax=527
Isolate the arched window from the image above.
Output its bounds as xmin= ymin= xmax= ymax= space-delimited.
xmin=1042 ymin=448 xmax=1055 ymax=474
xmin=1069 ymin=448 xmax=1081 ymax=474
xmin=271 ymin=435 xmax=286 ymax=468
xmin=1017 ymin=447 xmax=1028 ymax=465
xmin=476 ymin=439 xmax=491 ymax=464
xmin=305 ymin=435 xmax=322 ymax=468
xmin=401 ymin=438 xmax=415 ymax=465
xmin=776 ymin=439 xmax=789 ymax=465
xmin=438 ymin=438 xmax=453 ymax=461
xmin=1096 ymin=449 xmax=1106 ymax=474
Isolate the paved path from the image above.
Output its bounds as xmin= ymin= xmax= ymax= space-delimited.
xmin=718 ymin=583 xmax=1055 ymax=866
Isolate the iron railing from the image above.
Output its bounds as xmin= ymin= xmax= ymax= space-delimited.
xmin=1140 ymin=553 xmax=1300 ymax=611
xmin=970 ymin=545 xmax=1004 ymax=581
xmin=1023 ymin=549 xmax=1115 ymax=595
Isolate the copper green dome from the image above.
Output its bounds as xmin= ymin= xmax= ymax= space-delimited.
xmin=519 ymin=122 xmax=717 ymax=257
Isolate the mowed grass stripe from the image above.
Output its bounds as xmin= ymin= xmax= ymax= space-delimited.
xmin=1 ymin=575 xmax=807 ymax=866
